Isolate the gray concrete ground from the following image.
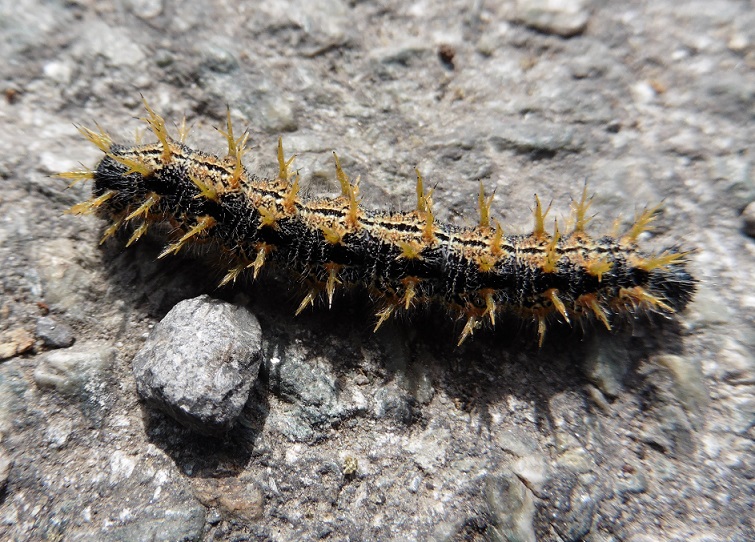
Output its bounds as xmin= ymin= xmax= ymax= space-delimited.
xmin=0 ymin=0 xmax=753 ymax=540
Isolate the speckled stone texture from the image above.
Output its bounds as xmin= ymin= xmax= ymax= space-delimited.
xmin=132 ymin=295 xmax=263 ymax=435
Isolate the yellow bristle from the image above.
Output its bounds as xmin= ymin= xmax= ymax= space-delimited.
xmin=141 ymin=98 xmax=172 ymax=163
xmin=532 ymin=195 xmax=552 ymax=237
xmin=457 ymin=315 xmax=478 ymax=346
xmin=295 ymin=289 xmax=318 ymax=316
xmin=373 ymin=305 xmax=396 ymax=332
xmin=478 ymin=182 xmax=495 ymax=228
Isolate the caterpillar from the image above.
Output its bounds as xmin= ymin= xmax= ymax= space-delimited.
xmin=60 ymin=101 xmax=696 ymax=346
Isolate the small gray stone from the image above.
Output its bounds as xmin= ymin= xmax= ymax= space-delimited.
xmin=742 ymin=201 xmax=755 ymax=238
xmin=640 ymin=404 xmax=695 ymax=457
xmin=243 ymin=94 xmax=297 ymax=134
xmin=35 ymin=316 xmax=75 ymax=348
xmin=265 ymin=345 xmax=370 ymax=440
xmin=270 ymin=352 xmax=338 ymax=412
xmin=124 ymin=0 xmax=164 ymax=20
xmin=206 ymin=509 xmax=222 ymax=525
xmin=581 ymin=338 xmax=632 ymax=398
xmin=266 ymin=403 xmax=315 ymax=442
xmin=511 ymin=455 xmax=549 ymax=495
xmin=716 ymin=338 xmax=755 ymax=385
xmin=515 ymin=0 xmax=590 ymax=38
xmin=200 ymin=44 xmax=239 ymax=74
xmin=485 ymin=471 xmax=537 ymax=542
xmin=711 ymin=154 xmax=754 ymax=211
xmin=154 ymin=49 xmax=174 ymax=67
xmin=373 ymin=386 xmax=418 ymax=425
xmin=541 ymin=467 xmax=599 ymax=542
xmin=34 ymin=342 xmax=115 ymax=395
xmin=132 ymin=295 xmax=263 ymax=435
xmin=497 ymin=428 xmax=539 ymax=458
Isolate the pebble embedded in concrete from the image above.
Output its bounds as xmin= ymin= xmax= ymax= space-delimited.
xmin=34 ymin=342 xmax=115 ymax=395
xmin=35 ymin=316 xmax=75 ymax=348
xmin=131 ymin=295 xmax=263 ymax=435
xmin=515 ymin=0 xmax=591 ymax=37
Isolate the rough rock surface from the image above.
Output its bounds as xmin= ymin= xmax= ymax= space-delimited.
xmin=132 ymin=295 xmax=263 ymax=435
xmin=0 ymin=0 xmax=753 ymax=541
xmin=35 ymin=316 xmax=75 ymax=348
xmin=515 ymin=0 xmax=591 ymax=37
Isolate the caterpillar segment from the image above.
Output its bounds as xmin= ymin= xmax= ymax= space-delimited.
xmin=60 ymin=103 xmax=696 ymax=345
